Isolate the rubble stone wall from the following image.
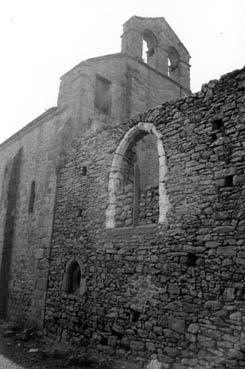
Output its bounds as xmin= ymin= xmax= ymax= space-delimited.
xmin=45 ymin=68 xmax=245 ymax=367
xmin=0 ymin=50 xmax=188 ymax=327
xmin=0 ymin=16 xmax=190 ymax=330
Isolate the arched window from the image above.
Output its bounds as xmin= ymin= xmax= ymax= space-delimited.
xmin=167 ymin=46 xmax=180 ymax=76
xmin=62 ymin=259 xmax=86 ymax=295
xmin=167 ymin=57 xmax=171 ymax=77
xmin=28 ymin=181 xmax=35 ymax=213
xmin=141 ymin=30 xmax=157 ymax=64
xmin=106 ymin=122 xmax=170 ymax=229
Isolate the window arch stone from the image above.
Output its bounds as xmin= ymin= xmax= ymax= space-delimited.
xmin=106 ymin=122 xmax=170 ymax=228
xmin=62 ymin=258 xmax=86 ymax=296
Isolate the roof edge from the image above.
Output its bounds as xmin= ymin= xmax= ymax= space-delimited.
xmin=0 ymin=107 xmax=62 ymax=150
xmin=61 ymin=52 xmax=191 ymax=93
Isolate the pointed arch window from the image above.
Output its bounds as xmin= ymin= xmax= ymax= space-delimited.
xmin=106 ymin=122 xmax=170 ymax=229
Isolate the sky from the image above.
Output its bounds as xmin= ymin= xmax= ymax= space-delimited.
xmin=0 ymin=0 xmax=244 ymax=144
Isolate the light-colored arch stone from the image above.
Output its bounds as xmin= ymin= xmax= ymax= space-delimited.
xmin=106 ymin=122 xmax=170 ymax=228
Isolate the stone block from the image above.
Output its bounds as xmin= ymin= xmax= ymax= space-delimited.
xmin=35 ymin=248 xmax=44 ymax=259
xmin=130 ymin=340 xmax=144 ymax=351
xmin=197 ymin=335 xmax=215 ymax=349
xmin=146 ymin=359 xmax=163 ymax=369
xmin=36 ymin=278 xmax=47 ymax=291
xmin=233 ymin=175 xmax=245 ymax=185
xmin=228 ymin=349 xmax=244 ymax=359
xmin=146 ymin=341 xmax=156 ymax=352
xmin=168 ymin=317 xmax=185 ymax=333
xmin=238 ymin=80 xmax=245 ymax=89
xmin=204 ymin=300 xmax=221 ymax=311
xmin=187 ymin=323 xmax=199 ymax=334
xmin=111 ymin=323 xmax=124 ymax=335
xmin=229 ymin=311 xmax=241 ymax=321
xmin=205 ymin=241 xmax=220 ymax=248
xmin=223 ymin=287 xmax=235 ymax=301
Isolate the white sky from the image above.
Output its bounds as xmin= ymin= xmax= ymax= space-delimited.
xmin=0 ymin=0 xmax=244 ymax=144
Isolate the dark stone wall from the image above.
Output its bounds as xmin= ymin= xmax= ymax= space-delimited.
xmin=45 ymin=67 xmax=245 ymax=367
xmin=0 ymin=148 xmax=22 ymax=318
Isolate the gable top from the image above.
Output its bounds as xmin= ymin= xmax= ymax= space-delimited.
xmin=123 ymin=15 xmax=190 ymax=58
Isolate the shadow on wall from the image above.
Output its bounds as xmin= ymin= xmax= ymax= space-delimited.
xmin=0 ymin=148 xmax=23 ymax=319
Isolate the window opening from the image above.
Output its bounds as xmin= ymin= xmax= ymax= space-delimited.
xmin=167 ymin=58 xmax=171 ymax=77
xmin=224 ymin=175 xmax=233 ymax=187
xmin=113 ymin=132 xmax=160 ymax=227
xmin=142 ymin=30 xmax=157 ymax=64
xmin=167 ymin=47 xmax=180 ymax=76
xmin=94 ymin=75 xmax=112 ymax=115
xmin=210 ymin=133 xmax=217 ymax=143
xmin=186 ymin=253 xmax=198 ymax=267
xmin=67 ymin=261 xmax=81 ymax=294
xmin=211 ymin=119 xmax=224 ymax=142
xmin=131 ymin=309 xmax=141 ymax=323
xmin=82 ymin=166 xmax=87 ymax=176
xmin=28 ymin=181 xmax=35 ymax=213
xmin=212 ymin=119 xmax=223 ymax=132
xmin=77 ymin=209 xmax=83 ymax=217
xmin=106 ymin=122 xmax=170 ymax=229
xmin=142 ymin=40 xmax=148 ymax=63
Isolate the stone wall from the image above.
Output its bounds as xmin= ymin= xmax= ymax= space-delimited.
xmin=0 ymin=24 xmax=189 ymax=328
xmin=0 ymin=107 xmax=74 ymax=324
xmin=0 ymin=16 xmax=190 ymax=329
xmin=44 ymin=67 xmax=245 ymax=368
xmin=138 ymin=186 xmax=159 ymax=225
xmin=58 ymin=53 xmax=190 ymax=129
xmin=121 ymin=16 xmax=190 ymax=89
xmin=0 ymin=148 xmax=23 ymax=318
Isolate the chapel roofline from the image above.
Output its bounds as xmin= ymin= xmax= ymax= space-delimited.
xmin=0 ymin=107 xmax=61 ymax=150
xmin=60 ymin=52 xmax=191 ymax=94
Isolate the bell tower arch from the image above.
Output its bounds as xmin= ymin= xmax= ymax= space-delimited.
xmin=121 ymin=16 xmax=190 ymax=90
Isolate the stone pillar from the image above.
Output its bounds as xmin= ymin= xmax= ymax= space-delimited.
xmin=121 ymin=29 xmax=143 ymax=60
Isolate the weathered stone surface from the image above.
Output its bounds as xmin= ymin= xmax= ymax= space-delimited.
xmin=0 ymin=16 xmax=190 ymax=324
xmin=228 ymin=349 xmax=244 ymax=360
xmin=146 ymin=358 xmax=162 ymax=369
xmin=168 ymin=318 xmax=185 ymax=333
xmin=204 ymin=300 xmax=221 ymax=311
xmin=229 ymin=311 xmax=242 ymax=321
xmin=43 ymin=65 xmax=245 ymax=367
xmin=187 ymin=323 xmax=199 ymax=334
xmin=0 ymin=13 xmax=245 ymax=369
xmin=130 ymin=340 xmax=144 ymax=351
